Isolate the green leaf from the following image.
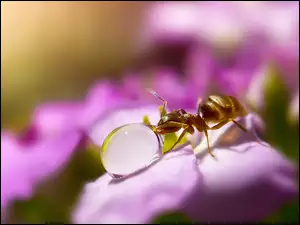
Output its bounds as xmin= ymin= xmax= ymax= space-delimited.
xmin=152 ymin=211 xmax=192 ymax=223
xmin=264 ymin=199 xmax=299 ymax=223
xmin=262 ymin=64 xmax=299 ymax=161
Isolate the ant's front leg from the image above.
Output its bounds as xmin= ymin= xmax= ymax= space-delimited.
xmin=154 ymin=121 xmax=194 ymax=152
xmin=146 ymin=124 xmax=157 ymax=131
xmin=169 ymin=125 xmax=194 ymax=151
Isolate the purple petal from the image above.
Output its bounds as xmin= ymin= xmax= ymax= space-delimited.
xmin=246 ymin=2 xmax=299 ymax=45
xmin=139 ymin=2 xmax=200 ymax=46
xmin=31 ymin=102 xmax=83 ymax=139
xmin=73 ymin=149 xmax=201 ymax=224
xmin=120 ymin=73 xmax=148 ymax=102
xmin=185 ymin=45 xmax=215 ymax=99
xmin=138 ymin=1 xmax=299 ymax=102
xmin=72 ymin=108 xmax=297 ymax=223
xmin=1 ymin=130 xmax=82 ymax=209
xmin=140 ymin=2 xmax=298 ymax=48
xmin=88 ymin=105 xmax=161 ymax=147
xmin=29 ymin=81 xmax=129 ymax=140
xmin=81 ymin=81 xmax=127 ymax=128
xmin=271 ymin=41 xmax=299 ymax=93
xmin=245 ymin=65 xmax=271 ymax=110
xmin=150 ymin=69 xmax=193 ymax=109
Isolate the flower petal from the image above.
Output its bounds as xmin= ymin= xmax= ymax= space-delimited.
xmin=1 ymin=130 xmax=82 ymax=209
xmin=72 ymin=108 xmax=297 ymax=223
xmin=139 ymin=2 xmax=200 ymax=46
xmin=80 ymin=81 xmax=127 ymax=128
xmin=31 ymin=102 xmax=83 ymax=139
xmin=150 ymin=70 xmax=193 ymax=109
xmin=188 ymin=141 xmax=297 ymax=222
xmin=88 ymin=105 xmax=161 ymax=147
xmin=73 ymin=149 xmax=202 ymax=224
xmin=29 ymin=81 xmax=130 ymax=140
xmin=191 ymin=114 xmax=297 ymax=221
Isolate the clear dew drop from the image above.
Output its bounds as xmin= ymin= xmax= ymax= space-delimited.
xmin=100 ymin=123 xmax=164 ymax=178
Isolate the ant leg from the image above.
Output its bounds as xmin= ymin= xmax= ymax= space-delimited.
xmin=147 ymin=88 xmax=168 ymax=117
xmin=146 ymin=124 xmax=157 ymax=131
xmin=230 ymin=119 xmax=247 ymax=132
xmin=230 ymin=119 xmax=269 ymax=147
xmin=207 ymin=119 xmax=230 ymax=130
xmin=153 ymin=121 xmax=189 ymax=133
xmin=169 ymin=129 xmax=188 ymax=151
xmin=208 ymin=119 xmax=245 ymax=132
xmin=203 ymin=126 xmax=215 ymax=158
xmin=153 ymin=122 xmax=194 ymax=152
xmin=168 ymin=125 xmax=194 ymax=151
xmin=209 ymin=118 xmax=268 ymax=148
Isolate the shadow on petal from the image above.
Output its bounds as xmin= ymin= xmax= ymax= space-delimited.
xmin=182 ymin=115 xmax=298 ymax=222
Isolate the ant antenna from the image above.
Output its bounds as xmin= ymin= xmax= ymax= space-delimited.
xmin=147 ymin=88 xmax=168 ymax=117
xmin=146 ymin=88 xmax=166 ymax=103
xmin=196 ymin=97 xmax=203 ymax=115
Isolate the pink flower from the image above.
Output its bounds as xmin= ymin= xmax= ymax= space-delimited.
xmin=1 ymin=130 xmax=82 ymax=209
xmin=140 ymin=1 xmax=298 ymax=48
xmin=72 ymin=106 xmax=297 ymax=223
xmin=137 ymin=1 xmax=299 ymax=106
xmin=0 ymin=81 xmax=131 ymax=210
xmin=2 ymin=2 xmax=298 ymax=221
xmin=29 ymin=81 xmax=132 ymax=141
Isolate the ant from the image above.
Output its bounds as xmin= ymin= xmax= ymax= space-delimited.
xmin=145 ymin=88 xmax=259 ymax=158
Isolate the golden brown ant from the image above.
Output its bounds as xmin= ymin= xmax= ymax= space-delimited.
xmin=146 ymin=88 xmax=255 ymax=157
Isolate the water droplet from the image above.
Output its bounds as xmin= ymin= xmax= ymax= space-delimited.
xmin=100 ymin=123 xmax=164 ymax=178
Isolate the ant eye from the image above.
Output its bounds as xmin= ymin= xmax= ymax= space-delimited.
xmin=100 ymin=123 xmax=163 ymax=178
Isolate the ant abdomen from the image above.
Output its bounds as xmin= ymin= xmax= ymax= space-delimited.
xmin=198 ymin=95 xmax=247 ymax=124
xmin=198 ymin=102 xmax=222 ymax=123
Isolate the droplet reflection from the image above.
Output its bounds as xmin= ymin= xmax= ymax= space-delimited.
xmin=101 ymin=123 xmax=164 ymax=178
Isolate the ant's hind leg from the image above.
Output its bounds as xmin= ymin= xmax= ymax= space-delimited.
xmin=208 ymin=119 xmax=230 ymax=130
xmin=230 ymin=119 xmax=269 ymax=147
xmin=208 ymin=119 xmax=246 ymax=132
xmin=230 ymin=119 xmax=247 ymax=132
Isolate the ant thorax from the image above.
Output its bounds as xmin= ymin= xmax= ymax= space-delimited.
xmin=182 ymin=114 xmax=190 ymax=119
